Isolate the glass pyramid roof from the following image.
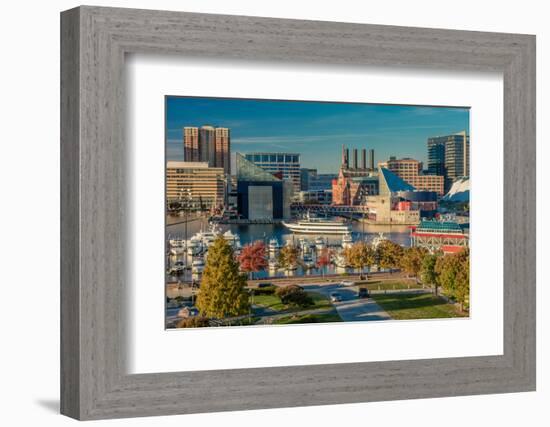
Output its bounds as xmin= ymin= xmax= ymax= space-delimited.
xmin=379 ymin=167 xmax=416 ymax=195
xmin=236 ymin=153 xmax=281 ymax=182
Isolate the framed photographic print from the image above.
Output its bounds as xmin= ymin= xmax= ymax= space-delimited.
xmin=163 ymin=97 xmax=471 ymax=330
xmin=61 ymin=6 xmax=536 ymax=420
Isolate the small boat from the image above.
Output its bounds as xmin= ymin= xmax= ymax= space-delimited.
xmin=168 ymin=261 xmax=186 ymax=275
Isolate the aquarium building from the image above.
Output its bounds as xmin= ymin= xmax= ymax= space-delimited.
xmin=235 ymin=154 xmax=293 ymax=220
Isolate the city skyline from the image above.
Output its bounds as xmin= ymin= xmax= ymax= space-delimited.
xmin=166 ymin=96 xmax=470 ymax=173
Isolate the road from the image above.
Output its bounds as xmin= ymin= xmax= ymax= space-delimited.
xmin=300 ymin=283 xmax=391 ymax=322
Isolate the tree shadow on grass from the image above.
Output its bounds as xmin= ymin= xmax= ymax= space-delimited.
xmin=374 ymin=294 xmax=448 ymax=311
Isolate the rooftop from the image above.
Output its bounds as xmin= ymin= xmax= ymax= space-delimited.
xmin=416 ymin=220 xmax=464 ymax=233
xmin=167 ymin=161 xmax=211 ymax=169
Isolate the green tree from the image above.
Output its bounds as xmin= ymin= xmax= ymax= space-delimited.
xmin=376 ymin=240 xmax=404 ymax=273
xmin=400 ymin=246 xmax=428 ymax=279
xmin=196 ymin=236 xmax=250 ymax=319
xmin=454 ymin=248 xmax=470 ymax=311
xmin=343 ymin=241 xmax=375 ymax=280
xmin=420 ymin=253 xmax=439 ymax=294
xmin=434 ymin=248 xmax=470 ymax=312
xmin=278 ymin=243 xmax=301 ymax=272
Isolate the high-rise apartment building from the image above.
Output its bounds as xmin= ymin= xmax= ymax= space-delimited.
xmin=183 ymin=125 xmax=231 ymax=174
xmin=427 ymin=131 xmax=469 ymax=192
xmin=183 ymin=127 xmax=199 ymax=162
xmin=378 ymin=157 xmax=422 ymax=183
xmin=166 ymin=161 xmax=226 ymax=210
xmin=214 ymin=127 xmax=230 ymax=175
xmin=244 ymin=152 xmax=301 ymax=193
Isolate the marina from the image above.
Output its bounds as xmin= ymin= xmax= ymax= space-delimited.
xmin=165 ymin=214 xmax=413 ymax=283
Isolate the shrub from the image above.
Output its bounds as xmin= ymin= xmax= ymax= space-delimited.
xmin=275 ymin=285 xmax=313 ymax=308
xmin=176 ymin=316 xmax=210 ymax=328
xmin=253 ymin=285 xmax=277 ymax=295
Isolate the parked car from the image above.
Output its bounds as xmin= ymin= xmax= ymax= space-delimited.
xmin=257 ymin=282 xmax=273 ymax=288
xmin=358 ymin=287 xmax=370 ymax=298
xmin=330 ymin=292 xmax=342 ymax=302
xmin=341 ymin=280 xmax=356 ymax=287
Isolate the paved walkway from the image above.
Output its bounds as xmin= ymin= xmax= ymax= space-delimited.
xmin=299 ymin=283 xmax=391 ymax=322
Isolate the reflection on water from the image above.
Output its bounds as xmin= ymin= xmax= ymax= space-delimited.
xmin=165 ymin=216 xmax=412 ymax=282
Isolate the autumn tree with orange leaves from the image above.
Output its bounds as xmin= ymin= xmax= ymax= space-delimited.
xmin=237 ymin=240 xmax=268 ymax=280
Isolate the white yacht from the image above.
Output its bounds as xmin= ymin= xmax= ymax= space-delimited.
xmin=302 ymin=254 xmax=315 ymax=269
xmin=315 ymin=236 xmax=327 ymax=251
xmin=268 ymin=258 xmax=278 ymax=270
xmin=170 ymin=245 xmax=185 ymax=256
xmin=191 ymin=258 xmax=205 ymax=274
xmin=334 ymin=252 xmax=349 ymax=268
xmin=222 ymin=230 xmax=241 ymax=250
xmin=371 ymin=232 xmax=388 ymax=249
xmin=168 ymin=260 xmax=186 ymax=275
xmin=186 ymin=236 xmax=202 ymax=256
xmin=268 ymin=238 xmax=280 ymax=255
xmin=298 ymin=237 xmax=312 ymax=254
xmin=168 ymin=236 xmax=185 ymax=247
xmin=341 ymin=232 xmax=353 ymax=249
xmin=195 ymin=224 xmax=222 ymax=248
xmin=282 ymin=212 xmax=351 ymax=235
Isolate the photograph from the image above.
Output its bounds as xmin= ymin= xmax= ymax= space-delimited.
xmin=165 ymin=97 xmax=470 ymax=329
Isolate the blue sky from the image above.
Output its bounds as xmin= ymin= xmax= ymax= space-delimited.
xmin=166 ymin=96 xmax=469 ymax=173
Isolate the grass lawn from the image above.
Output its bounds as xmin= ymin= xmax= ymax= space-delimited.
xmin=372 ymin=293 xmax=468 ymax=320
xmin=251 ymin=293 xmax=286 ymax=311
xmin=361 ymin=280 xmax=424 ymax=291
xmin=274 ymin=311 xmax=342 ymax=325
xmin=252 ymin=291 xmax=331 ymax=313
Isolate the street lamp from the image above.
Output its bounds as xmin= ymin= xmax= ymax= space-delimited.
xmin=179 ymin=188 xmax=192 ymax=277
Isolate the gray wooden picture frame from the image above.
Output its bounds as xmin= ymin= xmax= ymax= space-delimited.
xmin=60 ymin=5 xmax=536 ymax=421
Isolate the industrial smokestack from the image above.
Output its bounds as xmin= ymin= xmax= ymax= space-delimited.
xmin=361 ymin=149 xmax=367 ymax=169
xmin=353 ymin=148 xmax=358 ymax=169
xmin=341 ymin=145 xmax=346 ymax=167
xmin=345 ymin=148 xmax=349 ymax=169
xmin=368 ymin=149 xmax=375 ymax=170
